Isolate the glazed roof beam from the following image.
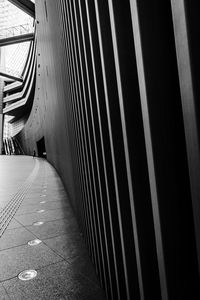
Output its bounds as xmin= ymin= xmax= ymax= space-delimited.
xmin=0 ymin=71 xmax=23 ymax=82
xmin=7 ymin=0 xmax=35 ymax=18
xmin=0 ymin=33 xmax=34 ymax=47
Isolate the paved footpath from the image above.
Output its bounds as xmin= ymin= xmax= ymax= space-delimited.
xmin=0 ymin=156 xmax=105 ymax=300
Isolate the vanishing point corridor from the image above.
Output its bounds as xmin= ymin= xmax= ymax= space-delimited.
xmin=1 ymin=0 xmax=200 ymax=299
xmin=0 ymin=156 xmax=105 ymax=299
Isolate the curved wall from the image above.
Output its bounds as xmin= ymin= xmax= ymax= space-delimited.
xmin=17 ymin=1 xmax=76 ymax=207
xmin=17 ymin=1 xmax=200 ymax=300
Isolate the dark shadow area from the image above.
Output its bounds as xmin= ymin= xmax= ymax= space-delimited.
xmin=37 ymin=137 xmax=46 ymax=158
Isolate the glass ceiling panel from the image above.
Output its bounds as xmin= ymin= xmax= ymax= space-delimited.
xmin=0 ymin=0 xmax=34 ymax=77
xmin=5 ymin=41 xmax=30 ymax=76
xmin=0 ymin=0 xmax=34 ymax=39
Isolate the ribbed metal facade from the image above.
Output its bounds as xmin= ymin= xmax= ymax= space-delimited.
xmin=18 ymin=1 xmax=200 ymax=299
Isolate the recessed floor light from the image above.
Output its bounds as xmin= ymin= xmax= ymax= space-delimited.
xmin=28 ymin=239 xmax=42 ymax=246
xmin=33 ymin=221 xmax=44 ymax=226
xmin=40 ymin=201 xmax=46 ymax=204
xmin=37 ymin=210 xmax=45 ymax=213
xmin=40 ymin=195 xmax=46 ymax=197
xmin=18 ymin=270 xmax=37 ymax=281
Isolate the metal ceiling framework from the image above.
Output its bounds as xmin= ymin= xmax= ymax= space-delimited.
xmin=6 ymin=0 xmax=35 ymax=18
xmin=0 ymin=0 xmax=35 ymax=82
xmin=0 ymin=70 xmax=23 ymax=82
xmin=0 ymin=0 xmax=35 ymax=147
xmin=0 ymin=33 xmax=34 ymax=47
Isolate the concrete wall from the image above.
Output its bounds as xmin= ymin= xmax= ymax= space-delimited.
xmin=18 ymin=0 xmax=76 ymax=206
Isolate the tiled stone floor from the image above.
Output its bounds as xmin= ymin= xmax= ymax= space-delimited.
xmin=0 ymin=156 xmax=106 ymax=300
xmin=0 ymin=156 xmax=35 ymax=208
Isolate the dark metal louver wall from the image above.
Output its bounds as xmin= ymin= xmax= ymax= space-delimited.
xmin=52 ymin=1 xmax=200 ymax=299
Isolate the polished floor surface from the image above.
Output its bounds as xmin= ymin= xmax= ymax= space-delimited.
xmin=0 ymin=156 xmax=105 ymax=300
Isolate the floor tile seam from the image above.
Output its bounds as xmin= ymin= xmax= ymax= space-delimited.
xmin=25 ymin=194 xmax=68 ymax=198
xmin=5 ymin=222 xmax=22 ymax=231
xmin=14 ymin=215 xmax=73 ymax=225
xmin=24 ymin=191 xmax=66 ymax=194
xmin=8 ymin=228 xmax=80 ymax=238
xmin=24 ymin=191 xmax=67 ymax=194
xmin=26 ymin=189 xmax=66 ymax=192
xmin=37 ymin=254 xmax=96 ymax=281
xmin=0 ymin=240 xmax=33 ymax=252
xmin=6 ymin=216 xmax=72 ymax=232
xmin=30 ymin=258 xmax=66 ymax=273
xmin=16 ymin=203 xmax=69 ymax=211
xmin=15 ymin=206 xmax=71 ymax=217
xmin=23 ymin=197 xmax=68 ymax=202
xmin=19 ymin=200 xmax=69 ymax=208
xmin=33 ymin=257 xmax=103 ymax=292
xmin=29 ymin=184 xmax=65 ymax=189
xmin=1 ymin=283 xmax=11 ymax=300
xmin=13 ymin=216 xmax=69 ymax=227
xmin=26 ymin=249 xmax=103 ymax=291
xmin=24 ymin=219 xmax=83 ymax=239
xmin=41 ymin=236 xmax=84 ymax=264
xmin=14 ymin=213 xmax=73 ymax=223
xmin=0 ymin=274 xmax=20 ymax=284
xmin=20 ymin=204 xmax=71 ymax=210
xmin=11 ymin=217 xmax=68 ymax=263
xmin=0 ymin=259 xmax=66 ymax=286
xmin=33 ymin=232 xmax=82 ymax=241
xmin=39 ymin=235 xmax=93 ymax=267
xmin=41 ymin=231 xmax=83 ymax=242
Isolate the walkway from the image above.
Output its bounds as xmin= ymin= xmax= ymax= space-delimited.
xmin=0 ymin=156 xmax=105 ymax=300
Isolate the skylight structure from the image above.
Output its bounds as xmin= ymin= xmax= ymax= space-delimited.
xmin=0 ymin=0 xmax=34 ymax=78
xmin=0 ymin=0 xmax=35 ymax=145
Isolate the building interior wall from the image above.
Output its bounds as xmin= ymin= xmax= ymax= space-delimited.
xmin=17 ymin=1 xmax=200 ymax=299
